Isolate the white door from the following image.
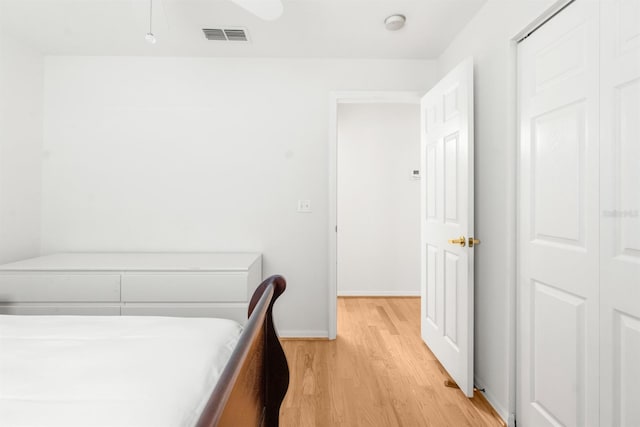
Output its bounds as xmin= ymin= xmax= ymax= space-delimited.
xmin=599 ymin=0 xmax=640 ymax=425
xmin=517 ymin=1 xmax=600 ymax=425
xmin=420 ymin=57 xmax=475 ymax=397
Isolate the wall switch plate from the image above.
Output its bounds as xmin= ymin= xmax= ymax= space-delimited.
xmin=297 ymin=200 xmax=312 ymax=213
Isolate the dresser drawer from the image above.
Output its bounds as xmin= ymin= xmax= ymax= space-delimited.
xmin=121 ymin=273 xmax=248 ymax=302
xmin=121 ymin=304 xmax=247 ymax=323
xmin=0 ymin=274 xmax=121 ymax=302
xmin=0 ymin=304 xmax=121 ymax=316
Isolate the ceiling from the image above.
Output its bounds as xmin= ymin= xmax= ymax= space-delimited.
xmin=0 ymin=0 xmax=486 ymax=59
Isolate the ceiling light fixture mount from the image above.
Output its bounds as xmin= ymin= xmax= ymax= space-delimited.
xmin=145 ymin=0 xmax=156 ymax=44
xmin=384 ymin=14 xmax=406 ymax=31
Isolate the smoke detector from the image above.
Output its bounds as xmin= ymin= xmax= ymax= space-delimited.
xmin=384 ymin=14 xmax=406 ymax=31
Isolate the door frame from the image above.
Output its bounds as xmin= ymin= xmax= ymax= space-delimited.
xmin=327 ymin=91 xmax=421 ymax=339
xmin=509 ymin=0 xmax=576 ymax=425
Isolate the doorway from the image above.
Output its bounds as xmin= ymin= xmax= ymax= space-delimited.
xmin=336 ymin=102 xmax=421 ymax=297
xmin=328 ymin=92 xmax=421 ymax=339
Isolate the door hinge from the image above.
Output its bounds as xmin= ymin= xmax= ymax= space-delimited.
xmin=335 ymin=225 xmax=337 ymax=233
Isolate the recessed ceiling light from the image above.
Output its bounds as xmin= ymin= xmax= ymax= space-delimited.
xmin=384 ymin=14 xmax=406 ymax=31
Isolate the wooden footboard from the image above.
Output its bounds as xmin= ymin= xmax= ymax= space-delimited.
xmin=196 ymin=275 xmax=289 ymax=427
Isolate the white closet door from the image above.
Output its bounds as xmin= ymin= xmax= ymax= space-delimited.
xmin=599 ymin=0 xmax=640 ymax=425
xmin=517 ymin=1 xmax=600 ymax=425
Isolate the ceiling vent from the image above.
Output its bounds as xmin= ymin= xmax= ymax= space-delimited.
xmin=203 ymin=28 xmax=249 ymax=42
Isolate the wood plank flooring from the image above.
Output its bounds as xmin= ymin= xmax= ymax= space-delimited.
xmin=280 ymin=297 xmax=504 ymax=427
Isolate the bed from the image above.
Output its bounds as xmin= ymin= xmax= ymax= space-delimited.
xmin=0 ymin=275 xmax=289 ymax=427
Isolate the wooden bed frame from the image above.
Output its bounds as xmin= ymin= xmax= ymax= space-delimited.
xmin=196 ymin=275 xmax=289 ymax=427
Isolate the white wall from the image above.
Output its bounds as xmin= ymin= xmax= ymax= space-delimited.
xmin=336 ymin=103 xmax=420 ymax=296
xmin=436 ymin=0 xmax=556 ymax=422
xmin=41 ymin=57 xmax=437 ymax=337
xmin=0 ymin=30 xmax=44 ymax=264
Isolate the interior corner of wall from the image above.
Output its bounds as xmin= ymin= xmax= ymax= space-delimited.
xmin=473 ymin=374 xmax=509 ymax=424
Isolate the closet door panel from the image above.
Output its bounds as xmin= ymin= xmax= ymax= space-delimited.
xmin=517 ymin=1 xmax=600 ymax=425
xmin=600 ymin=0 xmax=640 ymax=425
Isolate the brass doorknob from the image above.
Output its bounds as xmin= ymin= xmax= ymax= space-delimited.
xmin=468 ymin=237 xmax=481 ymax=248
xmin=448 ymin=236 xmax=466 ymax=247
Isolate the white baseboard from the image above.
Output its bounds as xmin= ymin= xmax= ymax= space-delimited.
xmin=278 ymin=330 xmax=329 ymax=339
xmin=337 ymin=290 xmax=420 ymax=297
xmin=474 ymin=375 xmax=509 ymax=424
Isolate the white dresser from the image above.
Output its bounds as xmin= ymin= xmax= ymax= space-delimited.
xmin=0 ymin=253 xmax=262 ymax=323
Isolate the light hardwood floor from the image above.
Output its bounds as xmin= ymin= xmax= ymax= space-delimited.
xmin=280 ymin=297 xmax=505 ymax=427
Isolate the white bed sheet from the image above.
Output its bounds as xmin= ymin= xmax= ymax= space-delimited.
xmin=0 ymin=315 xmax=243 ymax=427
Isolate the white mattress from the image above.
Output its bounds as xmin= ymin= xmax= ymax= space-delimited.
xmin=0 ymin=315 xmax=243 ymax=427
